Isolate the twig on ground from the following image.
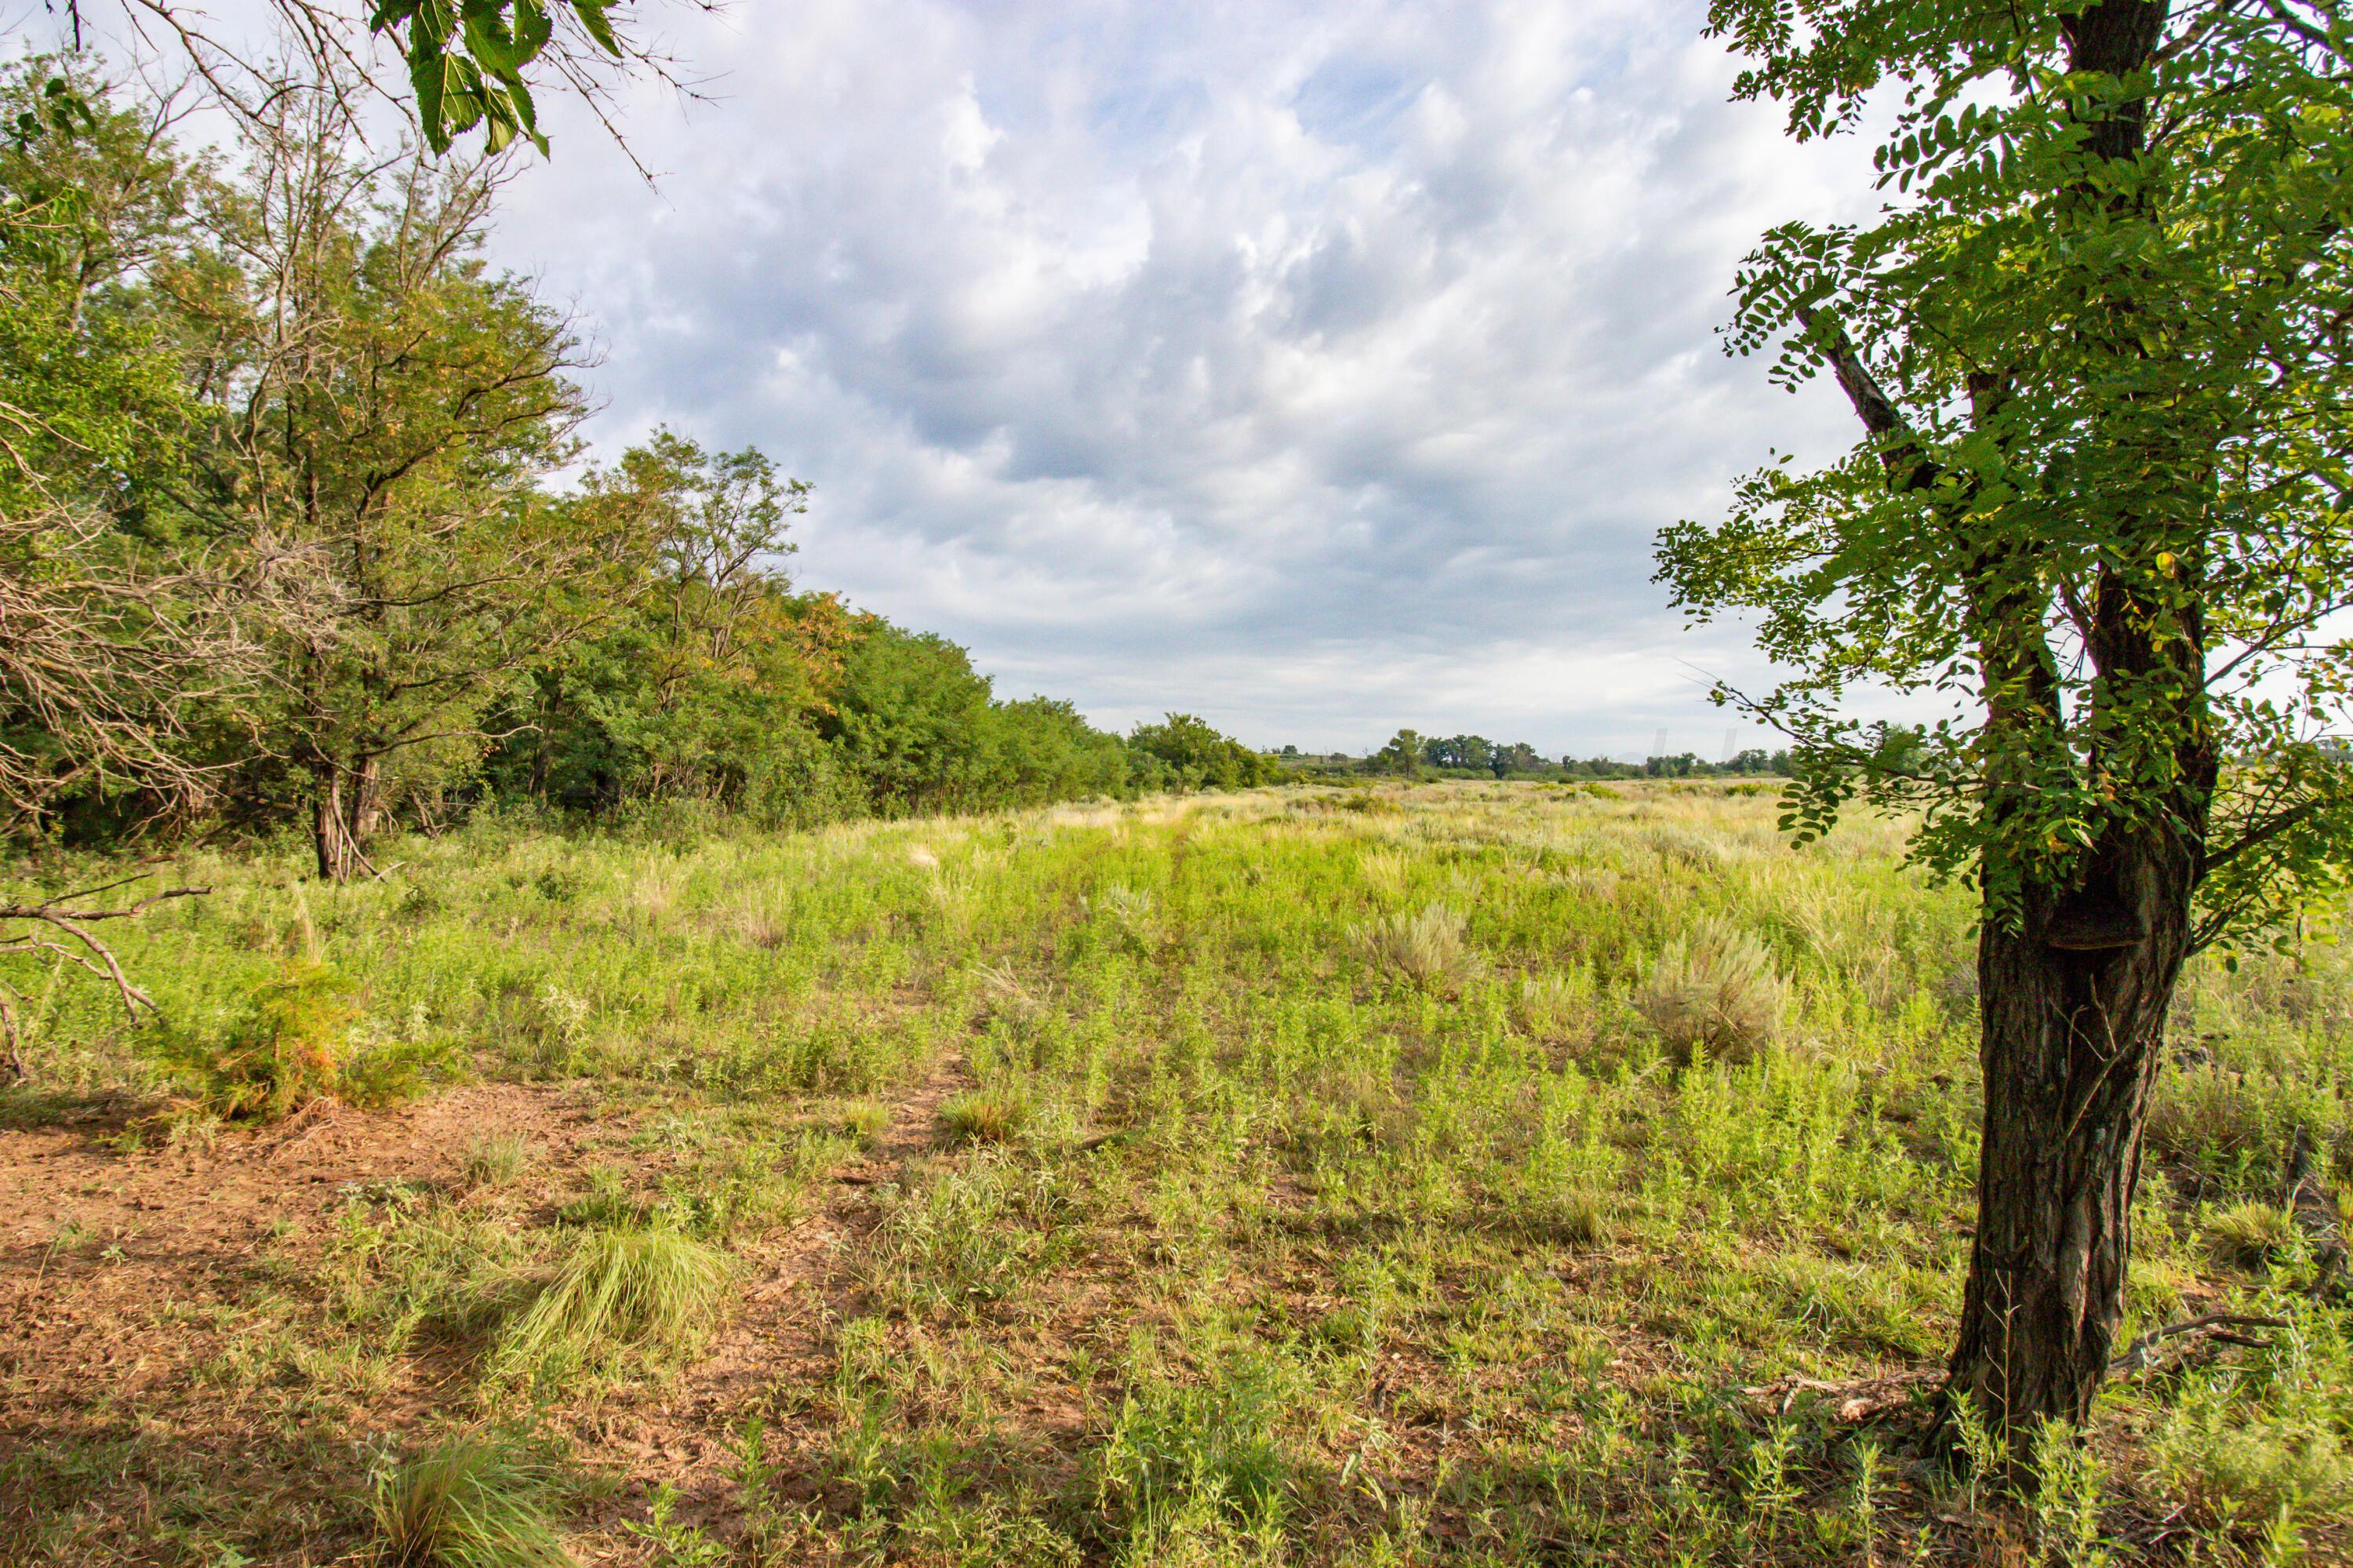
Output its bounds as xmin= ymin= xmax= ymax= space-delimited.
xmin=2111 ymin=1312 xmax=2290 ymax=1373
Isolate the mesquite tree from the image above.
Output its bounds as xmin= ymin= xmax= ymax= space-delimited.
xmin=1660 ymin=0 xmax=2353 ymax=1439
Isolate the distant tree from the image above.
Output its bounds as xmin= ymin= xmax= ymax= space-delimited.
xmin=1421 ymin=733 xmax=1493 ymax=773
xmin=1663 ymin=0 xmax=2353 ymax=1439
xmin=1374 ymin=729 xmax=1424 ymax=777
xmin=1129 ymin=713 xmax=1268 ymax=791
xmin=1493 ymin=741 xmax=1546 ymax=777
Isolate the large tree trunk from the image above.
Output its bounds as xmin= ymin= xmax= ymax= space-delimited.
xmin=1944 ymin=827 xmax=2198 ymax=1435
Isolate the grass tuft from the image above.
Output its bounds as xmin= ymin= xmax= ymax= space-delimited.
xmin=497 ymin=1225 xmax=732 ymax=1381
xmin=460 ymin=1133 xmax=532 ymax=1191
xmin=369 ymin=1434 xmax=573 ymax=1568
xmin=2203 ymin=1202 xmax=2299 ymax=1271
xmin=1356 ymin=901 xmax=1475 ymax=990
xmin=1637 ymin=915 xmax=1787 ymax=1061
xmin=940 ymin=1087 xmax=1032 ymax=1146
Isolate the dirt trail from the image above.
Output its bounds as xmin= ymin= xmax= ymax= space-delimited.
xmin=602 ymin=1050 xmax=974 ymax=1497
xmin=0 ymin=1084 xmax=610 ymax=1419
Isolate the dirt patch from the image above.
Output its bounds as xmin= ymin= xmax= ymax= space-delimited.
xmin=0 ymin=1059 xmax=983 ymax=1563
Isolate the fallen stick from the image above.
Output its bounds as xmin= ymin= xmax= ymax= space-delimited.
xmin=2111 ymin=1312 xmax=2289 ymax=1373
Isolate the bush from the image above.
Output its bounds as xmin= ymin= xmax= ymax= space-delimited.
xmin=145 ymin=961 xmax=353 ymax=1121
xmin=369 ymin=1434 xmax=573 ymax=1568
xmin=1638 ymin=917 xmax=1787 ymax=1061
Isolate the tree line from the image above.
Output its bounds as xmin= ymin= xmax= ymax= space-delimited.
xmin=0 ymin=61 xmax=1267 ymax=882
xmin=1272 ymin=732 xmax=1791 ymax=780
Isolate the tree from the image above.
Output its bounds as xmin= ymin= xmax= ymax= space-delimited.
xmin=0 ymin=62 xmax=245 ymax=839
xmin=820 ymin=624 xmax=1002 ymax=813
xmin=1661 ymin=0 xmax=2353 ymax=1439
xmin=170 ymin=78 xmax=600 ymax=879
xmin=1373 ymin=729 xmax=1424 ymax=777
xmin=1129 ymin=714 xmax=1269 ymax=791
xmin=497 ymin=431 xmax=843 ymax=815
xmin=51 ymin=1 xmax=675 ymax=157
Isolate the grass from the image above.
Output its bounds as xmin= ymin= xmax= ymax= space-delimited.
xmin=461 ymin=1133 xmax=533 ymax=1190
xmin=2 ymin=780 xmax=2349 ymax=1564
xmin=369 ymin=1434 xmax=574 ymax=1568
xmin=496 ymin=1225 xmax=734 ymax=1383
xmin=939 ymin=1086 xmax=1032 ymax=1146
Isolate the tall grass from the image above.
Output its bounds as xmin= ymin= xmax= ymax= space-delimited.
xmin=369 ymin=1435 xmax=573 ymax=1568
xmin=496 ymin=1225 xmax=733 ymax=1381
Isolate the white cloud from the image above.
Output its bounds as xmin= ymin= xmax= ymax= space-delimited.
xmin=482 ymin=0 xmax=1882 ymax=756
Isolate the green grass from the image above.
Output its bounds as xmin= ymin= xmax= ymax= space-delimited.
xmin=369 ymin=1435 xmax=574 ymax=1568
xmin=497 ymin=1224 xmax=734 ymax=1383
xmin=4 ymin=780 xmax=2350 ymax=1564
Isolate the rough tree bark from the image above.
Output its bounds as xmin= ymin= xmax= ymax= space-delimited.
xmin=1945 ymin=828 xmax=2202 ymax=1430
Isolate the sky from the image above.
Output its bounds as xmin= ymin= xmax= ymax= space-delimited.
xmin=66 ymin=0 xmax=1893 ymax=759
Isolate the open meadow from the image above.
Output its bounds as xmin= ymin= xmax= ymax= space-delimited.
xmin=3 ymin=780 xmax=2349 ymax=1566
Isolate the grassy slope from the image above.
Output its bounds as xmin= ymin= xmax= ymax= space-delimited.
xmin=2 ymin=781 xmax=2348 ymax=1566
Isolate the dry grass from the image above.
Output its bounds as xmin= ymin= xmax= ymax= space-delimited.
xmin=1355 ymin=900 xmax=1475 ymax=990
xmin=1637 ymin=914 xmax=1788 ymax=1060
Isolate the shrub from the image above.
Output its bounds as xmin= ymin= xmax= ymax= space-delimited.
xmin=1638 ymin=917 xmax=1788 ymax=1061
xmin=369 ymin=1434 xmax=573 ymax=1568
xmin=146 ymin=961 xmax=353 ymax=1121
xmin=1356 ymin=902 xmax=1474 ymax=990
xmin=497 ymin=1225 xmax=732 ymax=1381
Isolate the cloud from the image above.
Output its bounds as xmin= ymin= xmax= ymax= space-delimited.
xmin=486 ymin=0 xmax=1881 ymax=757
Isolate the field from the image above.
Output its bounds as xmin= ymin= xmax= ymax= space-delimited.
xmin=3 ymin=781 xmax=2349 ymax=1566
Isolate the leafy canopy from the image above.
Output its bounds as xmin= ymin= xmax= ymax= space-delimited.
xmin=1658 ymin=0 xmax=2353 ymax=949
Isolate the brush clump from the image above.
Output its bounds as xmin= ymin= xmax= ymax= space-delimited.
xmin=1638 ymin=916 xmax=1788 ymax=1061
